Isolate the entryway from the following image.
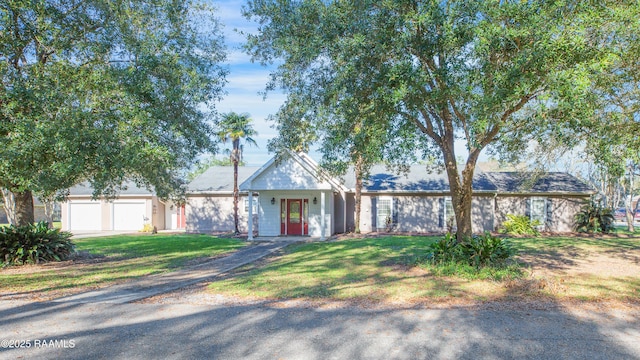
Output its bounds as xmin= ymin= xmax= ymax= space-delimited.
xmin=280 ymin=199 xmax=309 ymax=235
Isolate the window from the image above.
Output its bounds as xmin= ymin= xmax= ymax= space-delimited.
xmin=244 ymin=197 xmax=258 ymax=213
xmin=377 ymin=197 xmax=393 ymax=230
xmin=530 ymin=198 xmax=546 ymax=225
xmin=444 ymin=197 xmax=455 ymax=229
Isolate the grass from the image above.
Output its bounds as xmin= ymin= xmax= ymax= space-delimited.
xmin=0 ymin=233 xmax=245 ymax=299
xmin=207 ymin=234 xmax=640 ymax=305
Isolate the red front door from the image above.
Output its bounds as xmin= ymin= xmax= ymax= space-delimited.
xmin=287 ymin=199 xmax=302 ymax=235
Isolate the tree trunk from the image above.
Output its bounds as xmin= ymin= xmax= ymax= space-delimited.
xmin=627 ymin=170 xmax=635 ymax=233
xmin=1 ymin=188 xmax=18 ymax=225
xmin=354 ymin=155 xmax=363 ymax=234
xmin=440 ymin=130 xmax=477 ymax=242
xmin=43 ymin=198 xmax=55 ymax=228
xmin=14 ymin=190 xmax=35 ymax=226
xmin=232 ymin=138 xmax=240 ymax=235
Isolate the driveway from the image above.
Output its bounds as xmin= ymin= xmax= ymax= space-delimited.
xmin=0 ymin=300 xmax=639 ymax=359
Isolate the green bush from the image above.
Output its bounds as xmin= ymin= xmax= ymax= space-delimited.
xmin=574 ymin=201 xmax=614 ymax=234
xmin=500 ymin=214 xmax=541 ymax=236
xmin=426 ymin=232 xmax=516 ymax=268
xmin=0 ymin=221 xmax=75 ymax=265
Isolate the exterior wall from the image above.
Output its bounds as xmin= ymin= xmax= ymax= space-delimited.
xmin=495 ymin=195 xmax=587 ymax=232
xmin=471 ymin=196 xmax=495 ymax=233
xmin=256 ymin=190 xmax=333 ymax=237
xmin=395 ymin=196 xmax=440 ymax=232
xmin=151 ymin=197 xmax=165 ymax=230
xmin=100 ymin=200 xmax=111 ymax=230
xmin=250 ymin=157 xmax=333 ymax=191
xmin=186 ymin=194 xmax=257 ymax=233
xmin=350 ymin=194 xmax=495 ymax=234
xmin=333 ymin=192 xmax=346 ymax=234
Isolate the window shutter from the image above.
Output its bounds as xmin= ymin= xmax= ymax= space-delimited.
xmin=546 ymin=198 xmax=553 ymax=229
xmin=371 ymin=197 xmax=377 ymax=230
xmin=392 ymin=198 xmax=398 ymax=224
xmin=525 ymin=198 xmax=531 ymax=218
xmin=438 ymin=197 xmax=445 ymax=228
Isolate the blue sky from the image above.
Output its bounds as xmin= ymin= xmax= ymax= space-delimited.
xmin=211 ymin=0 xmax=286 ymax=166
xmin=209 ymin=1 xmax=486 ymax=167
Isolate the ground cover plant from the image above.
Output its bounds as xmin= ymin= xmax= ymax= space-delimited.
xmin=206 ymin=234 xmax=640 ymax=306
xmin=1 ymin=221 xmax=74 ymax=265
xmin=0 ymin=234 xmax=245 ymax=300
xmin=500 ymin=214 xmax=541 ymax=236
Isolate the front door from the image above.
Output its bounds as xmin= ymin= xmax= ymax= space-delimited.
xmin=287 ymin=199 xmax=302 ymax=235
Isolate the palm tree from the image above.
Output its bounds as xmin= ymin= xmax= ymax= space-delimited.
xmin=218 ymin=112 xmax=258 ymax=235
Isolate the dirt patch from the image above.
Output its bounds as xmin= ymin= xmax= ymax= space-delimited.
xmin=518 ymin=248 xmax=640 ymax=278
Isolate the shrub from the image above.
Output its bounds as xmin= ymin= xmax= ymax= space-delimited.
xmin=500 ymin=214 xmax=541 ymax=236
xmin=0 ymin=221 xmax=75 ymax=265
xmin=574 ymin=201 xmax=614 ymax=234
xmin=426 ymin=232 xmax=516 ymax=269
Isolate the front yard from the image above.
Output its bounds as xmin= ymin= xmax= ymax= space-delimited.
xmin=204 ymin=234 xmax=640 ymax=306
xmin=0 ymin=233 xmax=246 ymax=300
xmin=1 ymin=231 xmax=639 ymax=306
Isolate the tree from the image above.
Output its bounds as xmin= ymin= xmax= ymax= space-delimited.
xmin=0 ymin=0 xmax=227 ymax=226
xmin=186 ymin=156 xmax=246 ymax=182
xmin=570 ymin=2 xmax=640 ymax=232
xmin=218 ymin=112 xmax=257 ymax=235
xmin=244 ymin=0 xmax=613 ymax=240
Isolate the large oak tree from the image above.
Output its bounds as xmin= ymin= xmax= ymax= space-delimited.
xmin=0 ymin=0 xmax=227 ymax=225
xmin=244 ymin=0 xmax=620 ymax=240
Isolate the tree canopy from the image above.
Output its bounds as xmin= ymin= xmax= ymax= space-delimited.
xmin=0 ymin=0 xmax=227 ymax=224
xmin=244 ymin=0 xmax=623 ymax=239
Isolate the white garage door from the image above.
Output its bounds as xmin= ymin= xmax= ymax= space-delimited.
xmin=69 ymin=202 xmax=102 ymax=231
xmin=113 ymin=201 xmax=147 ymax=231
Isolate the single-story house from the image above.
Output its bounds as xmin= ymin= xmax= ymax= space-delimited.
xmin=60 ymin=183 xmax=185 ymax=232
xmin=186 ymin=151 xmax=594 ymax=238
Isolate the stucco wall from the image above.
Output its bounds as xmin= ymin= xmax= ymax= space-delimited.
xmin=495 ymin=195 xmax=587 ymax=232
xmin=349 ymin=194 xmax=495 ymax=234
xmin=186 ymin=194 xmax=257 ymax=233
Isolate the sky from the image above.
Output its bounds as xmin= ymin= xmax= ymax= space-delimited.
xmin=209 ymin=0 xmax=486 ymax=167
xmin=210 ymin=0 xmax=286 ymax=166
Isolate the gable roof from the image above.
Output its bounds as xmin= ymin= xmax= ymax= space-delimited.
xmin=484 ymin=172 xmax=594 ymax=195
xmin=188 ymin=166 xmax=261 ymax=193
xmin=239 ymin=150 xmax=347 ymax=192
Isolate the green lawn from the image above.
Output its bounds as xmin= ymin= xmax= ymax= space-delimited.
xmin=0 ymin=234 xmax=245 ymax=299
xmin=207 ymin=234 xmax=640 ymax=305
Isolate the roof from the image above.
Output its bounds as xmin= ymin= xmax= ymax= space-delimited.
xmin=188 ymin=166 xmax=261 ymax=193
xmin=69 ymin=181 xmax=154 ymax=196
xmin=484 ymin=172 xmax=594 ymax=194
xmin=187 ymin=155 xmax=594 ymax=196
xmin=342 ymin=165 xmax=498 ymax=193
xmin=238 ymin=150 xmax=347 ymax=192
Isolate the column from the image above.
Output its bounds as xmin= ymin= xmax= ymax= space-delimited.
xmin=247 ymin=191 xmax=254 ymax=240
xmin=320 ymin=191 xmax=325 ymax=241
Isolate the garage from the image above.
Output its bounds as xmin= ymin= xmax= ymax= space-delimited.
xmin=68 ymin=201 xmax=102 ymax=231
xmin=112 ymin=201 xmax=147 ymax=231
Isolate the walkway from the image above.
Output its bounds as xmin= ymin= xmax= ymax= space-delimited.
xmin=51 ymin=241 xmax=291 ymax=304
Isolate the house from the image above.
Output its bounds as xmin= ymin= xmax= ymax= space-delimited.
xmin=60 ymin=182 xmax=185 ymax=232
xmin=186 ymin=151 xmax=594 ymax=238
